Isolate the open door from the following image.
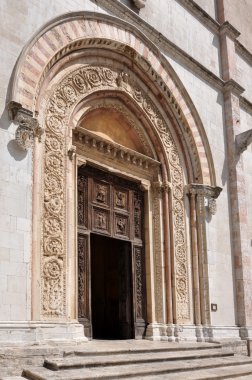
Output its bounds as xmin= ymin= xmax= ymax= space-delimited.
xmin=77 ymin=165 xmax=146 ymax=339
xmin=91 ymin=233 xmax=134 ymax=339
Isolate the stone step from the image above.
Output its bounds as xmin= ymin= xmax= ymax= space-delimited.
xmin=22 ymin=355 xmax=252 ymax=380
xmin=63 ymin=341 xmax=222 ymax=357
xmin=132 ymin=363 xmax=252 ymax=379
xmin=44 ymin=349 xmax=234 ymax=370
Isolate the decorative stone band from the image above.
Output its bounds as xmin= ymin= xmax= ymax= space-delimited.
xmin=185 ymin=183 xmax=222 ymax=215
xmin=8 ymin=101 xmax=43 ymax=151
xmin=236 ymin=129 xmax=252 ymax=155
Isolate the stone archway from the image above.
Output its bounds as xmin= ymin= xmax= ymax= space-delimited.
xmin=7 ymin=12 xmax=222 ymax=342
xmin=41 ymin=63 xmax=189 ymax=336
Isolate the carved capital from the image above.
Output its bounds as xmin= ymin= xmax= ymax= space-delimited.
xmin=185 ymin=184 xmax=222 ymax=215
xmin=162 ymin=181 xmax=172 ymax=193
xmin=236 ymin=129 xmax=252 ymax=155
xmin=152 ymin=181 xmax=172 ymax=196
xmin=8 ymin=101 xmax=43 ymax=150
xmin=132 ymin=0 xmax=147 ymax=9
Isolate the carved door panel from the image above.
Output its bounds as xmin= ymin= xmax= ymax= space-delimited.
xmin=77 ymin=165 xmax=146 ymax=339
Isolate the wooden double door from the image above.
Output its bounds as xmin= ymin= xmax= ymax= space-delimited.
xmin=77 ymin=165 xmax=146 ymax=339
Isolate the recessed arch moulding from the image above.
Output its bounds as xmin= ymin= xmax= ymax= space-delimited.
xmin=8 ymin=12 xmax=222 ymax=342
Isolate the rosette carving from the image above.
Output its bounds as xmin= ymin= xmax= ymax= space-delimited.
xmin=42 ymin=64 xmax=189 ymax=321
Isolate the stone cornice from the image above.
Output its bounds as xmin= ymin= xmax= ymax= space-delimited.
xmin=240 ymin=96 xmax=252 ymax=115
xmin=219 ymin=21 xmax=240 ymax=40
xmin=223 ymin=79 xmax=244 ymax=96
xmin=236 ymin=40 xmax=252 ymax=65
xmin=91 ymin=0 xmax=224 ymax=91
xmin=176 ymin=0 xmax=220 ymax=34
xmin=73 ymin=127 xmax=160 ymax=172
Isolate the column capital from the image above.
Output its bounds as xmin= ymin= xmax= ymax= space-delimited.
xmin=185 ymin=184 xmax=222 ymax=199
xmin=152 ymin=181 xmax=172 ymax=194
xmin=8 ymin=101 xmax=43 ymax=150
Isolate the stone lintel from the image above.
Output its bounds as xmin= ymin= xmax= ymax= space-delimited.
xmin=74 ymin=127 xmax=160 ymax=172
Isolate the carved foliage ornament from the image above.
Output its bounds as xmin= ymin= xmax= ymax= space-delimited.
xmin=185 ymin=184 xmax=222 ymax=216
xmin=42 ymin=65 xmax=189 ymax=321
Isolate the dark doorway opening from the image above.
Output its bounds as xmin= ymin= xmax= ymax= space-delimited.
xmin=91 ymin=233 xmax=134 ymax=339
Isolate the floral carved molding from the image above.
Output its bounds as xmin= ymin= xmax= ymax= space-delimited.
xmin=8 ymin=101 xmax=43 ymax=150
xmin=42 ymin=64 xmax=190 ymax=321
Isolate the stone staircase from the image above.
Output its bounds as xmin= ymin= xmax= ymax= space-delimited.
xmin=2 ymin=340 xmax=252 ymax=380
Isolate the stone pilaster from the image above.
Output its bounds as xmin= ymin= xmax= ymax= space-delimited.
xmin=185 ymin=184 xmax=222 ymax=327
xmin=218 ymin=15 xmax=252 ymax=332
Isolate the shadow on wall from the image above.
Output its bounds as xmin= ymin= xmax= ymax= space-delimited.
xmin=0 ymin=57 xmax=28 ymax=161
xmin=7 ymin=140 xmax=27 ymax=161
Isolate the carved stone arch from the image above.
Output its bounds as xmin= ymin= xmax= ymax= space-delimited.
xmin=7 ymin=11 xmax=223 ymax=341
xmin=39 ymin=62 xmax=191 ymax=328
xmin=8 ymin=11 xmax=215 ymax=187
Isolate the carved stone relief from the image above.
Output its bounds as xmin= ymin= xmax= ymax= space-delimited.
xmin=115 ymin=190 xmax=127 ymax=210
xmin=42 ymin=64 xmax=189 ymax=322
xmin=134 ymin=246 xmax=146 ymax=320
xmin=78 ymin=234 xmax=89 ymax=320
xmin=78 ymin=175 xmax=88 ymax=228
xmin=115 ymin=214 xmax=128 ymax=236
xmin=95 ymin=183 xmax=108 ymax=204
xmin=94 ymin=209 xmax=109 ymax=231
xmin=8 ymin=101 xmax=43 ymax=151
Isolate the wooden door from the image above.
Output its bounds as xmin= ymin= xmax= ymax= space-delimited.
xmin=77 ymin=165 xmax=146 ymax=339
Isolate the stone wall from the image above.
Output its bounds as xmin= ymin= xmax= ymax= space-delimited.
xmin=139 ymin=0 xmax=221 ymax=75
xmin=0 ymin=0 xmax=101 ymax=322
xmin=166 ymin=53 xmax=236 ymax=326
xmin=223 ymin=0 xmax=252 ymax=53
xmin=0 ymin=0 xmax=252 ymax=341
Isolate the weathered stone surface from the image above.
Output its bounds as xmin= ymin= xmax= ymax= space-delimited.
xmin=0 ymin=340 xmax=251 ymax=380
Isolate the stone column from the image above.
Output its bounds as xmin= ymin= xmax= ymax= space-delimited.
xmin=185 ymin=184 xmax=222 ymax=330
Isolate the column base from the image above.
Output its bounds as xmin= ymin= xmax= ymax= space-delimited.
xmin=0 ymin=321 xmax=88 ymax=346
xmin=145 ymin=323 xmax=242 ymax=343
